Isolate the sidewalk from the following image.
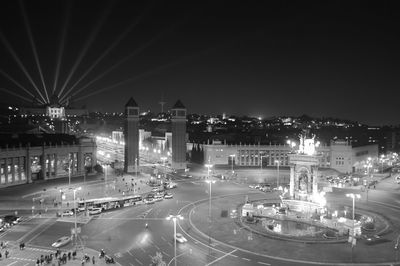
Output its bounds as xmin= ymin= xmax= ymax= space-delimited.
xmin=0 ymin=242 xmax=121 ymax=266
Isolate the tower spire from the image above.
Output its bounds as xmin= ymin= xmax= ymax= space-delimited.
xmin=159 ymin=93 xmax=166 ymax=113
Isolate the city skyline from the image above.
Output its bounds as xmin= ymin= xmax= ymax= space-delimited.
xmin=1 ymin=1 xmax=400 ymax=126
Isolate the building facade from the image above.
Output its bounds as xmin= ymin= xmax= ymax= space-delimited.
xmin=0 ymin=135 xmax=96 ymax=188
xmin=197 ymin=140 xmax=378 ymax=174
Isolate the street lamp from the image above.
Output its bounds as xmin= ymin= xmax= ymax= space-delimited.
xmin=346 ymin=193 xmax=361 ymax=262
xmin=68 ymin=158 xmax=73 ymax=188
xmin=166 ymin=214 xmax=184 ymax=266
xmin=275 ymin=160 xmax=280 ymax=188
xmin=205 ymin=179 xmax=216 ymax=221
xmin=73 ymin=187 xmax=82 ymax=249
xmin=229 ymin=155 xmax=235 ymax=174
xmin=205 ymin=163 xmax=213 ymax=179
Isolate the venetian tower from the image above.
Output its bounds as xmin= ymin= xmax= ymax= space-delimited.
xmin=171 ymin=100 xmax=187 ymax=171
xmin=124 ymin=97 xmax=139 ymax=173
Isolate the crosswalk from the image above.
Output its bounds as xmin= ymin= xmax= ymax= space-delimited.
xmin=136 ymin=208 xmax=152 ymax=219
xmin=3 ymin=246 xmax=57 ymax=266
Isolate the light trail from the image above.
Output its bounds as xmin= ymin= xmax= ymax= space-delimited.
xmin=0 ymin=31 xmax=47 ymax=103
xmin=63 ymin=22 xmax=181 ymax=103
xmin=74 ymin=48 xmax=214 ymax=102
xmin=19 ymin=0 xmax=49 ymax=103
xmin=57 ymin=1 xmax=115 ymax=99
xmin=0 ymin=69 xmax=37 ymax=99
xmin=0 ymin=87 xmax=32 ymax=103
xmin=52 ymin=0 xmax=72 ymax=94
xmin=59 ymin=1 xmax=155 ymax=103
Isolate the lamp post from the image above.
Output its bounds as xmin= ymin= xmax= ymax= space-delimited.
xmin=73 ymin=187 xmax=81 ymax=249
xmin=275 ymin=160 xmax=280 ymax=188
xmin=166 ymin=214 xmax=183 ymax=266
xmin=68 ymin=158 xmax=72 ymax=188
xmin=229 ymin=155 xmax=235 ymax=175
xmin=346 ymin=193 xmax=361 ymax=262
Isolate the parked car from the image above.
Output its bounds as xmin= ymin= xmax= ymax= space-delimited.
xmin=3 ymin=215 xmax=22 ymax=225
xmin=154 ymin=195 xmax=163 ymax=202
xmin=61 ymin=210 xmax=74 ymax=217
xmin=175 ymin=233 xmax=187 ymax=243
xmin=144 ymin=198 xmax=155 ymax=205
xmin=164 ymin=193 xmax=173 ymax=199
xmin=51 ymin=236 xmax=71 ymax=248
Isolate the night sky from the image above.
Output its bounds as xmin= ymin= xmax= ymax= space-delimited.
xmin=1 ymin=0 xmax=399 ymax=125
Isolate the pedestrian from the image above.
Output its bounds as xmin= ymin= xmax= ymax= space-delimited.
xmin=92 ymin=256 xmax=95 ymax=264
xmin=0 ymin=251 xmax=2 ymax=260
xmin=5 ymin=249 xmax=8 ymax=258
xmin=68 ymin=252 xmax=71 ymax=260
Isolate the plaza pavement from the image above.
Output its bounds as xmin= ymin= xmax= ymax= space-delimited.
xmin=0 ymin=171 xmax=154 ymax=266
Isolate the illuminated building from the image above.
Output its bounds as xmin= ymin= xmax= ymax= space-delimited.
xmin=171 ymin=100 xmax=187 ymax=171
xmin=198 ymin=140 xmax=377 ymax=174
xmin=0 ymin=134 xmax=96 ymax=188
xmin=124 ymin=97 xmax=139 ymax=173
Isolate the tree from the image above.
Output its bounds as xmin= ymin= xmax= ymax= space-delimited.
xmin=150 ymin=252 xmax=166 ymax=266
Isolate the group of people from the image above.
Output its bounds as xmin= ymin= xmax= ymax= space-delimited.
xmin=35 ymin=250 xmax=77 ymax=266
xmin=0 ymin=241 xmax=10 ymax=260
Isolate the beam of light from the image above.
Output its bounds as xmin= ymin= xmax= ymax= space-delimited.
xmin=59 ymin=1 xmax=155 ymax=103
xmin=0 ymin=31 xmax=47 ymax=104
xmin=57 ymin=1 xmax=115 ymax=99
xmin=0 ymin=69 xmax=36 ymax=98
xmin=72 ymin=48 xmax=214 ymax=103
xmin=64 ymin=23 xmax=179 ymax=103
xmin=19 ymin=0 xmax=49 ymax=103
xmin=0 ymin=87 xmax=32 ymax=103
xmin=52 ymin=0 xmax=72 ymax=94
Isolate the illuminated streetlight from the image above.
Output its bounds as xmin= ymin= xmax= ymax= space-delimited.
xmin=346 ymin=193 xmax=361 ymax=262
xmin=229 ymin=154 xmax=235 ymax=174
xmin=73 ymin=187 xmax=82 ymax=249
xmin=275 ymin=160 xmax=280 ymax=187
xmin=166 ymin=214 xmax=184 ymax=266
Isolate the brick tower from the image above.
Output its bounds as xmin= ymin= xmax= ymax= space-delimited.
xmin=171 ymin=100 xmax=187 ymax=171
xmin=124 ymin=97 xmax=139 ymax=173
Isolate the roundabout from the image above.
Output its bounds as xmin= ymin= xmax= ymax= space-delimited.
xmin=178 ymin=190 xmax=400 ymax=265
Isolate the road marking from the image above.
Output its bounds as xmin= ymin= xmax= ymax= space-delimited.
xmin=135 ymin=258 xmax=143 ymax=265
xmin=205 ymin=249 xmax=237 ymax=266
xmin=127 ymin=250 xmax=133 ymax=256
xmin=23 ymin=263 xmax=30 ymax=266
xmin=167 ymin=242 xmax=173 ymax=247
xmin=114 ymin=252 xmax=122 ymax=258
xmin=242 ymin=257 xmax=251 ymax=261
xmin=140 ymin=247 xmax=146 ymax=253
xmin=129 ymin=263 xmax=134 ymax=266
xmin=9 ymin=257 xmax=35 ymax=262
xmin=258 ymin=262 xmax=271 ymax=265
xmin=161 ymin=236 xmax=167 ymax=242
xmin=154 ymin=244 xmax=160 ymax=250
xmin=162 ymin=251 xmax=170 ymax=257
xmin=7 ymin=261 xmax=19 ymax=266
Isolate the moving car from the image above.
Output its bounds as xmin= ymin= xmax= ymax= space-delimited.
xmin=62 ymin=210 xmax=74 ymax=216
xmin=51 ymin=236 xmax=71 ymax=248
xmin=88 ymin=208 xmax=102 ymax=215
xmin=175 ymin=233 xmax=187 ymax=243
xmin=365 ymin=235 xmax=391 ymax=245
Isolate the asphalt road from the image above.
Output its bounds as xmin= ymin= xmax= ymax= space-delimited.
xmin=2 ymin=166 xmax=400 ymax=266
